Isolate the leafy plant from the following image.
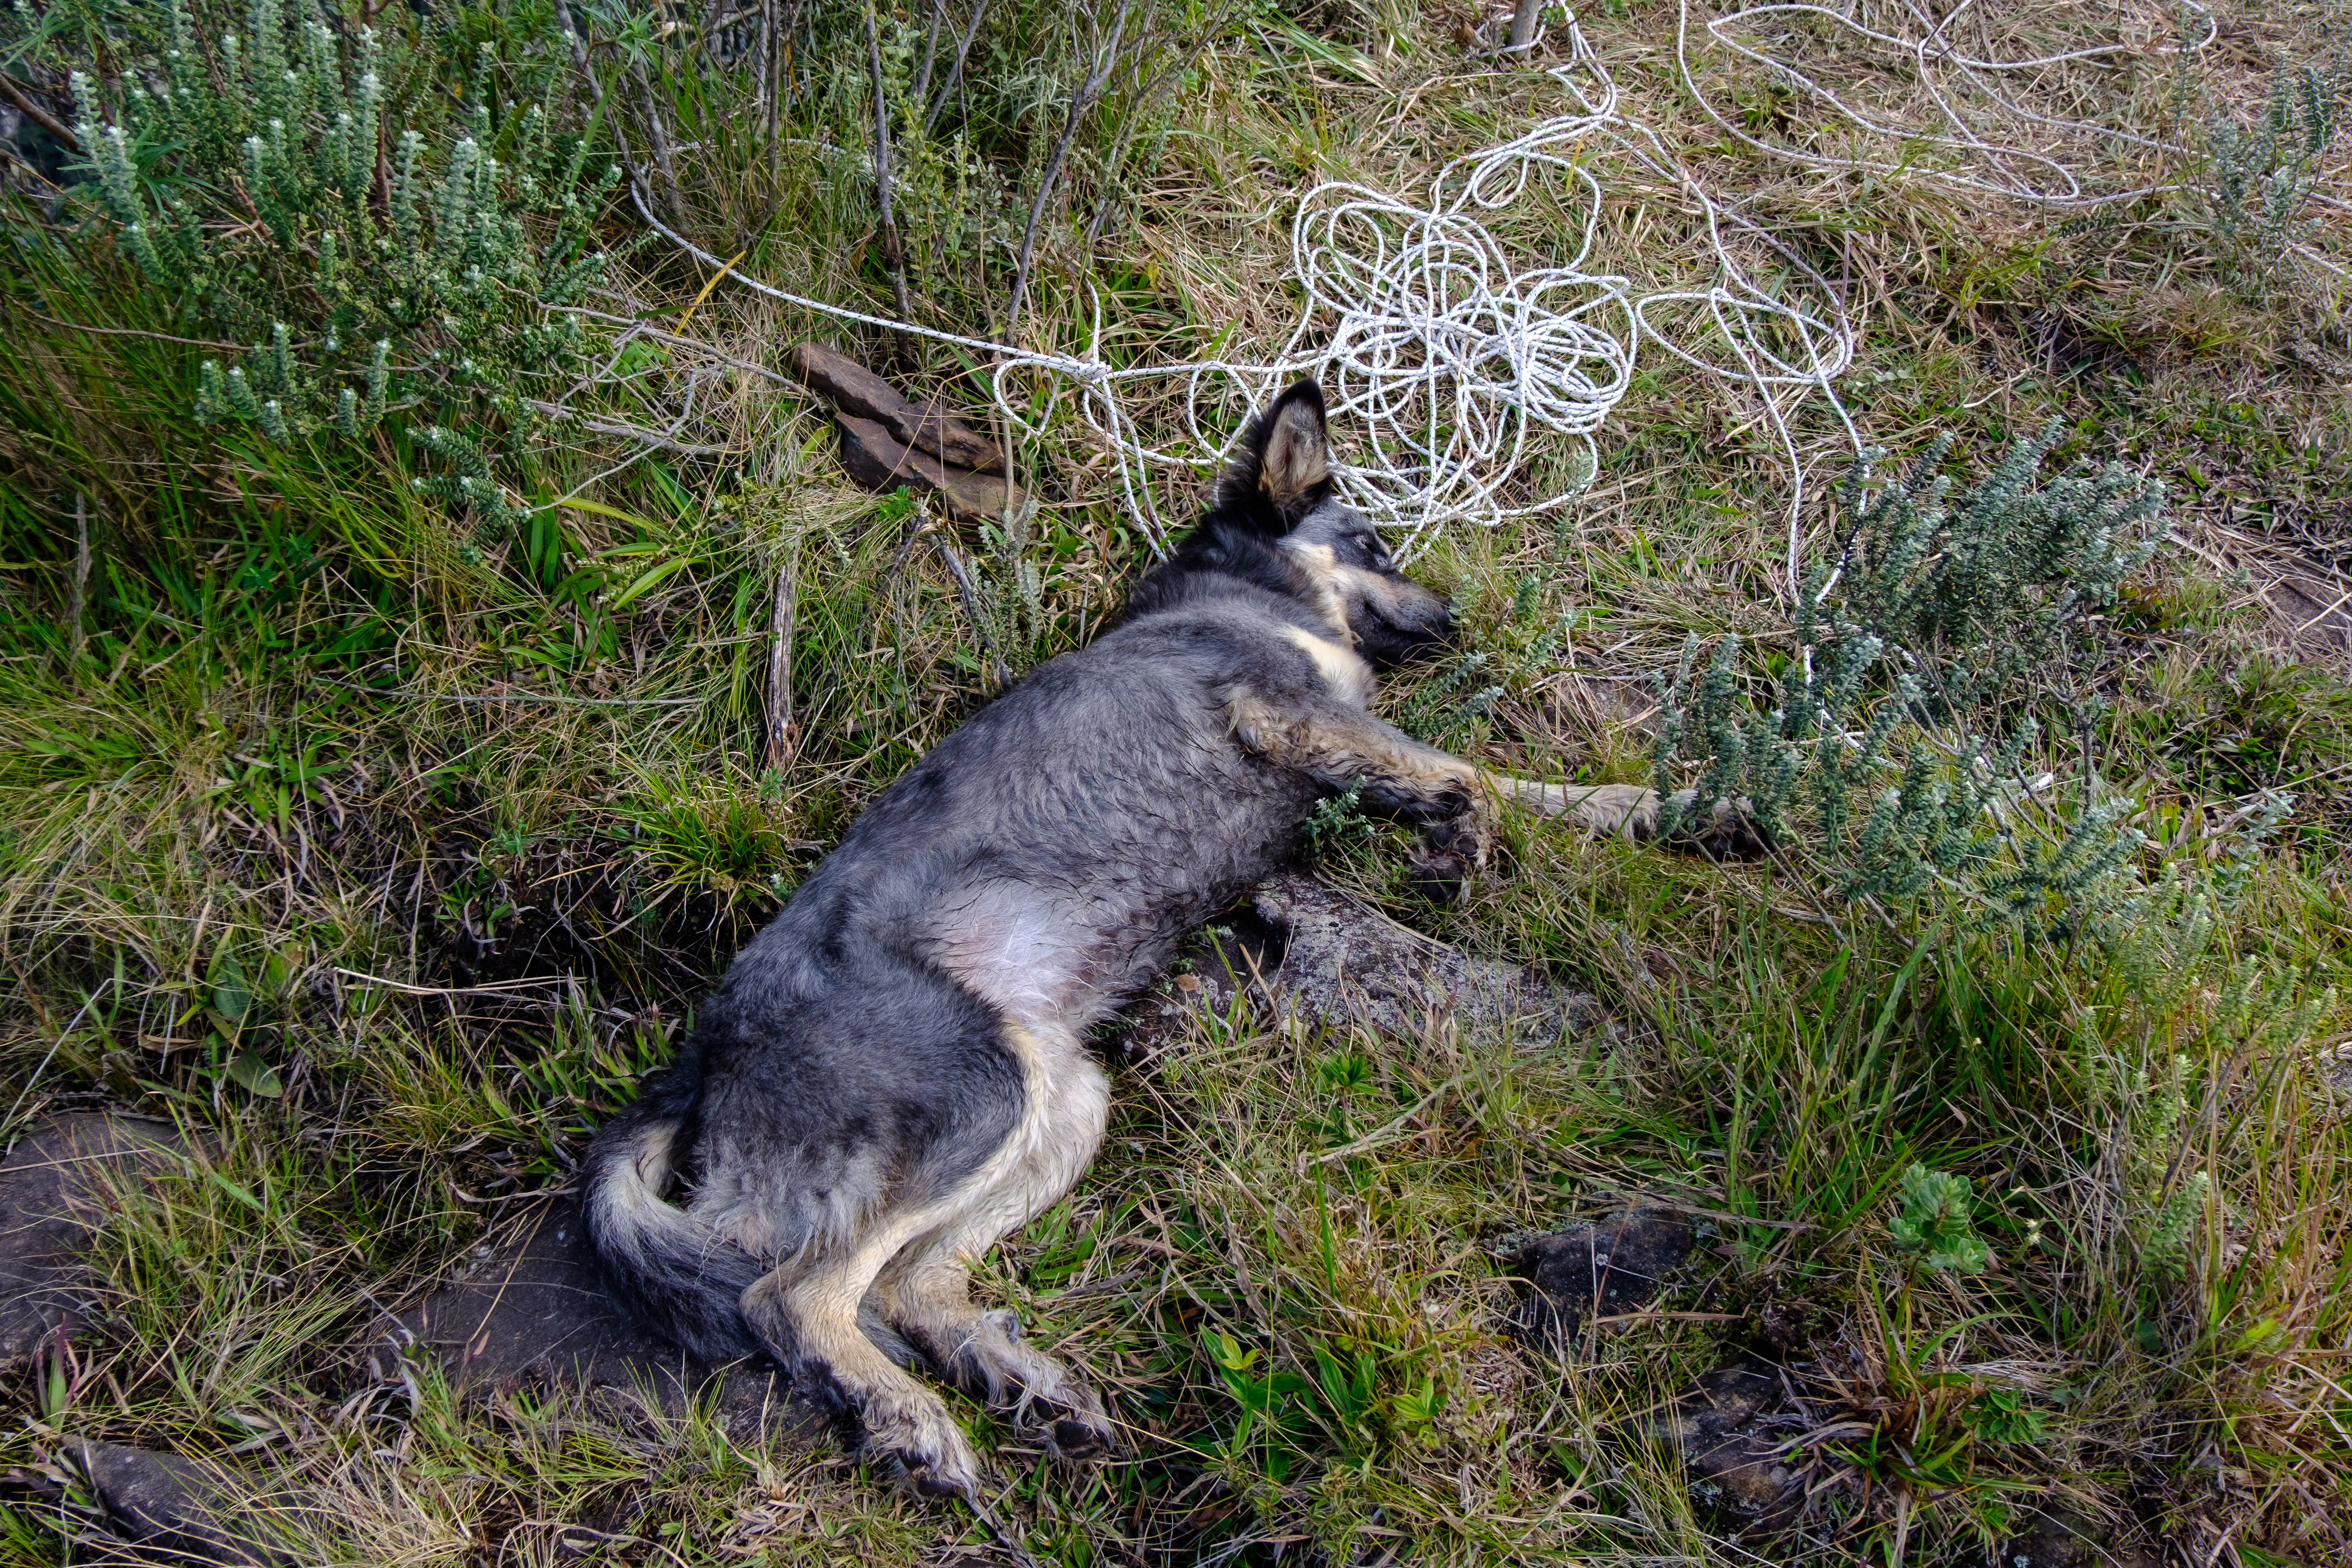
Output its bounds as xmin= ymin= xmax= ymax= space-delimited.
xmin=38 ymin=0 xmax=616 ymax=533
xmin=1887 ymin=1162 xmax=1991 ymax=1273
xmin=2179 ymin=23 xmax=2348 ymax=300
xmin=1962 ymin=1388 xmax=2049 ymax=1447
xmin=1300 ymin=781 xmax=1375 ymax=857
xmin=1399 ymin=574 xmax=1578 ymax=748
xmin=1652 ymin=423 xmax=2164 ymax=930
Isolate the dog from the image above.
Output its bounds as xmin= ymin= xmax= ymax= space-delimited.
xmin=583 ymin=378 xmax=1748 ymax=1497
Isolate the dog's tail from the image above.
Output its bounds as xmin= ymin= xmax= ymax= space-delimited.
xmin=582 ymin=1059 xmax=764 ymax=1362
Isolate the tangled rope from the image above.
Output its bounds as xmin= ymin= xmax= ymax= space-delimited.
xmin=632 ymin=0 xmax=2238 ymax=588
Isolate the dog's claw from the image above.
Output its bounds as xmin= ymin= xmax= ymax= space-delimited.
xmin=864 ymin=1395 xmax=985 ymax=1500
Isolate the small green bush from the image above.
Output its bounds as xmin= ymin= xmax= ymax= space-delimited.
xmin=1653 ymin=422 xmax=2164 ymax=931
xmin=1888 ymin=1162 xmax=1991 ymax=1273
xmin=25 ymin=0 xmax=616 ymax=533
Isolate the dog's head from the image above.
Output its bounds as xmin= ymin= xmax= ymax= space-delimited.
xmin=1184 ymin=379 xmax=1454 ymax=666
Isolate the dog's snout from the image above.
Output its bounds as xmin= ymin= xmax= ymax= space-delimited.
xmin=1354 ymin=579 xmax=1455 ymax=667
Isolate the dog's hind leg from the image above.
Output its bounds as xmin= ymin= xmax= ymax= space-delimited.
xmin=875 ymin=1227 xmax=1116 ymax=1461
xmin=743 ymin=1248 xmax=984 ymax=1498
xmin=870 ymin=1025 xmax=1115 ymax=1461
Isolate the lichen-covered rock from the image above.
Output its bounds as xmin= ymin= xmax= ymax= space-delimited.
xmin=1650 ymin=1361 xmax=1807 ymax=1533
xmin=1122 ymin=870 xmax=1606 ymax=1059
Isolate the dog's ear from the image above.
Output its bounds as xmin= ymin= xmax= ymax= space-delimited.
xmin=1218 ymin=379 xmax=1333 ymax=530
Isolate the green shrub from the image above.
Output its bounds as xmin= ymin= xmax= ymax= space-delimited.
xmin=1652 ymin=422 xmax=2165 ymax=931
xmin=23 ymin=0 xmax=616 ymax=533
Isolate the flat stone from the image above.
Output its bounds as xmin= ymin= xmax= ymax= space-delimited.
xmin=1509 ymin=1211 xmax=1694 ymax=1349
xmin=1122 ymin=871 xmax=1607 ymax=1060
xmin=0 ymin=1113 xmax=185 ymax=1362
xmin=378 ymin=1193 xmax=800 ymax=1439
xmin=1995 ymin=1504 xmax=2111 ymax=1568
xmin=67 ymin=1438 xmax=284 ymax=1565
xmin=1655 ymin=1361 xmax=1807 ymax=1532
xmin=836 ymin=413 xmax=1028 ymax=520
xmin=792 ymin=341 xmax=1002 ymax=471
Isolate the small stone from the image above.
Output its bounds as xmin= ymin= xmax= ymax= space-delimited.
xmin=1996 ymin=1504 xmax=2113 ymax=1568
xmin=1509 ymin=1211 xmax=1693 ymax=1349
xmin=69 ymin=1438 xmax=285 ymax=1564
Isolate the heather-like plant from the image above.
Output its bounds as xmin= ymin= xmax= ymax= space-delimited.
xmin=1652 ymin=422 xmax=2166 ymax=932
xmin=2170 ymin=9 xmax=2348 ymax=301
xmin=35 ymin=0 xmax=615 ymax=533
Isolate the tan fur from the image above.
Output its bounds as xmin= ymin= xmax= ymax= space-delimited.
xmin=1280 ymin=625 xmax=1374 ymax=705
xmin=1257 ymin=399 xmax=1332 ymax=517
xmin=1276 ymin=540 xmax=1354 ymax=641
xmin=736 ymin=1016 xmax=1110 ymax=1495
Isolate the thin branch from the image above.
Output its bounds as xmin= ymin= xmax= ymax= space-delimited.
xmin=921 ymin=0 xmax=991 ymax=139
xmin=764 ymin=538 xmax=800 ymax=772
xmin=0 ymin=73 xmax=79 ymax=153
xmin=67 ymin=493 xmax=89 ymax=663
xmin=24 ymin=309 xmax=246 ymax=351
xmin=523 ymin=399 xmax=743 ymax=455
xmin=913 ymin=0 xmax=949 ymax=109
xmin=865 ymin=1 xmax=915 ymax=353
xmin=1006 ymin=3 xmax=1129 ymax=342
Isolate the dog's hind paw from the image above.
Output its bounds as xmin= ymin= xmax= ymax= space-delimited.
xmin=1030 ymin=1382 xmax=1117 ymax=1462
xmin=863 ymin=1392 xmax=984 ymax=1499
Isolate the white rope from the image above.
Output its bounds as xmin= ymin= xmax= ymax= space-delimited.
xmin=637 ymin=7 xmax=1862 ymax=596
xmin=1681 ymin=0 xmax=2215 ymax=207
xmin=637 ymin=0 xmax=2249 ymax=594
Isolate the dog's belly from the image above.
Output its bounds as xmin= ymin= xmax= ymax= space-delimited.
xmin=929 ymin=882 xmax=1104 ymax=1032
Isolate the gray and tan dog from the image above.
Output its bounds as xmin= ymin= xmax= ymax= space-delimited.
xmin=583 ymin=379 xmax=1746 ymax=1496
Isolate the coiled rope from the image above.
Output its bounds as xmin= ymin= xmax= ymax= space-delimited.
xmin=637 ymin=0 xmax=2227 ymax=590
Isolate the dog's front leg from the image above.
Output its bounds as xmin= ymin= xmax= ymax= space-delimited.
xmin=1486 ymin=776 xmax=1766 ymax=857
xmin=1228 ymin=691 xmax=1495 ymax=898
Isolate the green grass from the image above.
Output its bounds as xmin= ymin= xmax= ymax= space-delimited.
xmin=3 ymin=0 xmax=2352 ymax=1562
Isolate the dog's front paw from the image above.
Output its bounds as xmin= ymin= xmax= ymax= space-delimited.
xmin=863 ymin=1390 xmax=984 ymax=1499
xmin=1409 ymin=812 xmax=1490 ymax=904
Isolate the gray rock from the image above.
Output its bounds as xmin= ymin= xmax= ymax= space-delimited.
xmin=1653 ymin=1360 xmax=1808 ymax=1533
xmin=378 ymin=1193 xmax=800 ymax=1439
xmin=1995 ymin=1503 xmax=2140 ymax=1568
xmin=0 ymin=1113 xmax=185 ymax=1361
xmin=1123 ymin=870 xmax=1606 ymax=1059
xmin=66 ymin=1438 xmax=283 ymax=1565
